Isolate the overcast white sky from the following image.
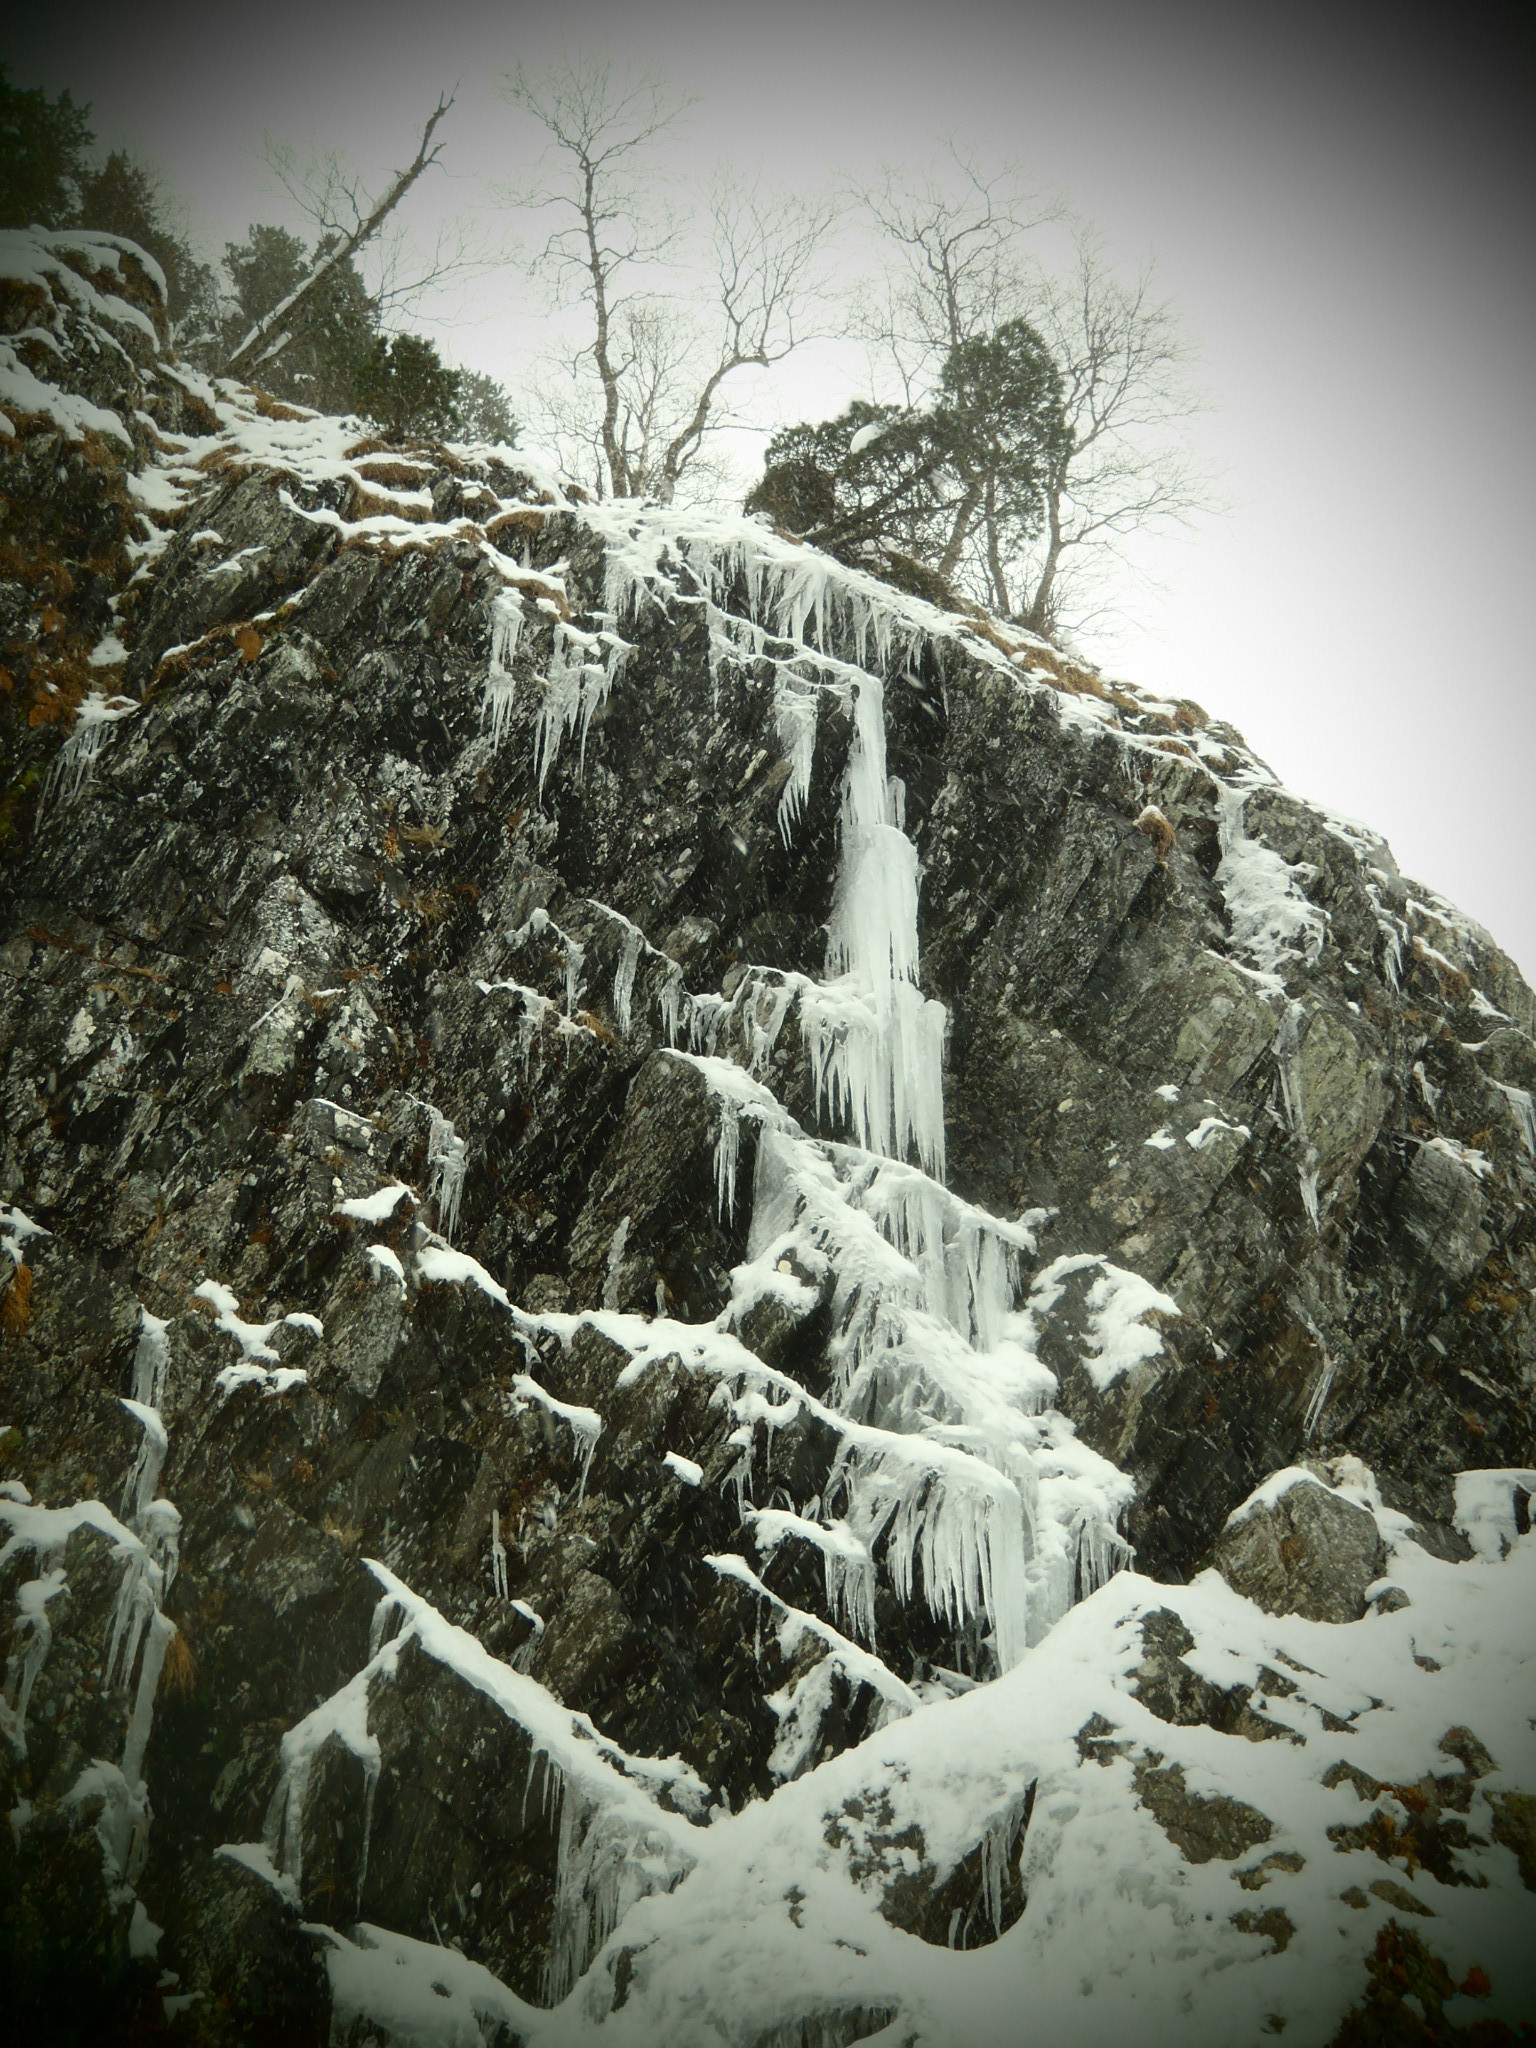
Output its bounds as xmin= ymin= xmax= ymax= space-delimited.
xmin=13 ymin=1 xmax=1535 ymax=976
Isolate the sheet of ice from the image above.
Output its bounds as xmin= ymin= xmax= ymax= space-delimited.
xmin=41 ymin=691 xmax=137 ymax=808
xmin=1492 ymin=1080 xmax=1536 ymax=1157
xmin=1215 ymin=782 xmax=1326 ymax=982
xmin=424 ymin=1110 xmax=468 ymax=1245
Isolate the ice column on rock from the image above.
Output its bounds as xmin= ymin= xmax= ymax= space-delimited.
xmin=481 ymin=585 xmax=525 ymax=749
xmin=426 ymin=1109 xmax=468 ymax=1245
xmin=802 ymin=673 xmax=947 ymax=1180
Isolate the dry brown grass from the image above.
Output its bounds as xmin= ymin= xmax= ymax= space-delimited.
xmin=2 ymin=1263 xmax=33 ymax=1336
xmin=349 ymin=485 xmax=433 ymax=524
xmin=1135 ymin=805 xmax=1178 ymax=866
xmin=507 ymin=574 xmax=570 ymax=619
xmin=249 ymin=392 xmax=312 ymax=423
xmin=485 ymin=507 xmax=548 ymax=544
xmin=350 ymin=457 xmax=436 ymax=489
xmin=159 ymin=1627 xmax=197 ymax=1699
xmin=407 ymin=888 xmax=451 ymax=925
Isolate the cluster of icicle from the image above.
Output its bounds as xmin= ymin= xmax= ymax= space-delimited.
xmin=251 ymin=1570 xmax=701 ymax=2012
xmin=267 ymin=511 xmax=1145 ymax=2012
xmin=518 ymin=516 xmax=1139 ymax=1674
xmin=0 ymin=1305 xmax=182 ymax=1906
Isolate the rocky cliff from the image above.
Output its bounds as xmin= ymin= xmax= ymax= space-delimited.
xmin=2 ymin=228 xmax=1533 ymax=2047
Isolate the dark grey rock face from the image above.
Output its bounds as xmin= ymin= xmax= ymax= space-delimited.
xmin=2 ymin=231 xmax=1534 ymax=2041
xmin=1209 ymin=1477 xmax=1389 ymax=1623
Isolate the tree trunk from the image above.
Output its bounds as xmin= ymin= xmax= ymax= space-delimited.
xmin=984 ymin=475 xmax=1009 ymax=615
xmin=1023 ymin=477 xmax=1066 ymax=636
xmin=223 ymin=96 xmax=452 ymax=378
xmin=938 ymin=477 xmax=983 ymax=583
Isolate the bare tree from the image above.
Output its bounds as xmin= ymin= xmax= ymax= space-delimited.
xmin=855 ymin=156 xmax=1213 ymax=637
xmin=223 ymin=93 xmax=454 ymax=378
xmin=500 ymin=51 xmax=833 ymax=502
xmin=856 ymin=146 xmax=1061 ymax=387
xmin=1017 ymin=237 xmax=1210 ymax=636
xmin=260 ymin=116 xmax=484 ymax=332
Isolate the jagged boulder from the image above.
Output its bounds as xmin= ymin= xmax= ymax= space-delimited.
xmin=1211 ymin=1472 xmax=1389 ymax=1623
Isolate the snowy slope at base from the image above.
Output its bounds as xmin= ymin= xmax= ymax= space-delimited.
xmin=321 ymin=1523 xmax=1534 ymax=2048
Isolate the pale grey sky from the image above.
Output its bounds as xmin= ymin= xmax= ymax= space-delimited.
xmin=14 ymin=1 xmax=1535 ymax=976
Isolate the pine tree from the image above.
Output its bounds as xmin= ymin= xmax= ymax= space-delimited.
xmin=0 ymin=65 xmax=93 ymax=229
xmin=351 ymin=332 xmax=462 ymax=440
xmin=453 ymin=370 xmax=519 ymax=447
xmin=219 ymin=224 xmax=375 ymax=413
xmin=748 ymin=318 xmax=1068 ymax=613
xmin=75 ymin=151 xmax=217 ymax=336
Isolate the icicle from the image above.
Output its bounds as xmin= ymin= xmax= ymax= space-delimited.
xmin=510 ymin=1375 xmax=602 ymax=1500
xmin=42 ymin=691 xmax=138 ymax=809
xmin=715 ymin=1101 xmax=741 ymax=1223
xmin=4 ymin=1569 xmax=66 ymax=1750
xmin=510 ymin=1599 xmax=544 ymax=1674
xmin=978 ymin=1794 xmax=1030 ymax=1938
xmin=743 ymin=976 xmax=794 ymax=1077
xmin=122 ymin=1610 xmax=174 ymax=1787
xmin=119 ymin=1398 xmax=166 ymax=1528
xmin=533 ymin=625 xmax=632 ymax=797
xmin=564 ymin=938 xmax=585 ymax=1019
xmin=1274 ymin=1000 xmax=1321 ymax=1224
xmin=829 ymin=1437 xmax=1032 ymax=1673
xmin=426 ymin=1110 xmax=468 ymax=1245
xmin=774 ymin=679 xmax=819 ymax=844
xmin=541 ymin=1786 xmax=688 ymax=2008
xmin=491 ymin=1510 xmax=509 ymax=1600
xmin=367 ymin=1591 xmax=406 ymax=1661
xmin=659 ymin=965 xmax=686 ymax=1047
xmin=1303 ymin=1352 xmax=1338 ymax=1439
xmin=129 ymin=1309 xmax=169 ymax=1409
xmin=612 ymin=923 xmax=642 ymax=1035
xmin=265 ymin=1663 xmax=384 ymax=1899
xmin=481 ymin=586 xmax=525 ymax=749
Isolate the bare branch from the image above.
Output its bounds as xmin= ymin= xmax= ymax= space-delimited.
xmin=499 ymin=52 xmax=831 ymax=502
xmin=1014 ymin=227 xmax=1216 ymax=635
xmin=852 ymin=144 xmax=1062 ymax=390
xmin=850 ymin=162 xmax=1216 ymax=637
xmin=497 ymin=50 xmax=694 ymax=495
xmin=224 ymin=93 xmax=455 ymax=376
